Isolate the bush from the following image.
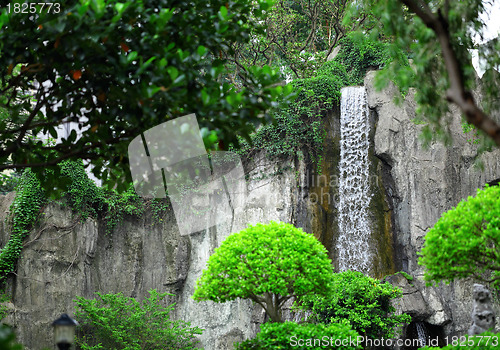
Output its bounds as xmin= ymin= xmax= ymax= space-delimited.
xmin=333 ymin=32 xmax=402 ymax=85
xmin=0 ymin=324 xmax=23 ymax=350
xmin=423 ymin=332 xmax=499 ymax=349
xmin=193 ymin=221 xmax=334 ymax=322
xmin=419 ymin=184 xmax=500 ymax=287
xmin=316 ymin=61 xmax=350 ymax=86
xmin=235 ymin=321 xmax=361 ymax=350
xmin=297 ymin=270 xmax=410 ymax=339
xmin=74 ymin=289 xmax=202 ymax=350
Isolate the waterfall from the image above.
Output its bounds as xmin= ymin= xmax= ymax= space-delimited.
xmin=416 ymin=321 xmax=427 ymax=347
xmin=337 ymin=86 xmax=372 ymax=273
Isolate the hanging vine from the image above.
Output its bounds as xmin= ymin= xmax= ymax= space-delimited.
xmin=0 ymin=161 xmax=169 ymax=283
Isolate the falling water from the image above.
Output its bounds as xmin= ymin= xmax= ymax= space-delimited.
xmin=416 ymin=321 xmax=428 ymax=347
xmin=337 ymin=86 xmax=372 ymax=273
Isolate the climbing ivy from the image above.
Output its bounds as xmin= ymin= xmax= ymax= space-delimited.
xmin=0 ymin=169 xmax=46 ymax=283
xmin=462 ymin=122 xmax=481 ymax=145
xmin=59 ymin=160 xmax=106 ymax=220
xmin=236 ymin=74 xmax=343 ymax=170
xmin=0 ymin=161 xmax=169 ymax=284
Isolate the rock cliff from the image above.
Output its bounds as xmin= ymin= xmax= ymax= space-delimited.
xmin=0 ymin=71 xmax=499 ymax=349
xmin=365 ymin=70 xmax=500 ymax=339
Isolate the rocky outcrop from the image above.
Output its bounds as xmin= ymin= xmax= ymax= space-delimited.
xmin=365 ymin=70 xmax=500 ymax=336
xmin=1 ymin=71 xmax=499 ymax=349
xmin=0 ymin=152 xmax=323 ymax=350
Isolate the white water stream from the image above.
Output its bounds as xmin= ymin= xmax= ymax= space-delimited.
xmin=337 ymin=86 xmax=372 ymax=273
xmin=416 ymin=321 xmax=428 ymax=348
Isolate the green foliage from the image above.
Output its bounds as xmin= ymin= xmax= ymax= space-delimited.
xmin=236 ymin=74 xmax=341 ymax=169
xmin=0 ymin=324 xmax=23 ymax=350
xmin=0 ymin=169 xmax=45 ymax=283
xmin=0 ymin=160 xmax=165 ymax=283
xmin=411 ymin=118 xmax=427 ymax=125
xmin=193 ymin=221 xmax=333 ymax=322
xmin=235 ymin=321 xmax=361 ymax=350
xmin=0 ymin=0 xmax=292 ymax=193
xmin=58 ymin=160 xmax=160 ymax=235
xmin=316 ymin=60 xmax=350 ymax=86
xmin=297 ymin=270 xmax=411 ymax=339
xmin=228 ymin=0 xmax=379 ymax=82
xmin=423 ymin=332 xmax=499 ymax=349
xmin=462 ymin=122 xmax=481 ymax=144
xmin=237 ymin=32 xmax=405 ymax=172
xmin=75 ymin=289 xmax=202 ymax=350
xmin=355 ymin=0 xmax=499 ymax=150
xmin=150 ymin=198 xmax=169 ymax=224
xmin=0 ymin=291 xmax=10 ymax=321
xmin=419 ymin=184 xmax=500 ymax=287
xmin=396 ymin=271 xmax=414 ymax=282
xmin=0 ymin=172 xmax=21 ymax=195
xmin=333 ymin=32 xmax=402 ymax=85
xmin=59 ymin=160 xmax=105 ymax=220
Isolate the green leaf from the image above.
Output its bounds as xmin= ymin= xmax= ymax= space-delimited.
xmin=218 ymin=6 xmax=228 ymax=20
xmin=127 ymin=51 xmax=138 ymax=63
xmin=90 ymin=0 xmax=106 ymax=18
xmin=136 ymin=56 xmax=156 ymax=75
xmin=156 ymin=8 xmax=174 ymax=29
xmin=166 ymin=66 xmax=178 ymax=81
xmin=197 ymin=45 xmax=207 ymax=57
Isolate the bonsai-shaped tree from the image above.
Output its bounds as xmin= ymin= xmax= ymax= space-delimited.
xmin=193 ymin=221 xmax=334 ymax=322
xmin=419 ymin=184 xmax=500 ymax=286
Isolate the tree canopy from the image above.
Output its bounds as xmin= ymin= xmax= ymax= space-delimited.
xmin=419 ymin=184 xmax=500 ymax=287
xmin=0 ymin=0 xmax=291 ymax=192
xmin=192 ymin=221 xmax=334 ymax=323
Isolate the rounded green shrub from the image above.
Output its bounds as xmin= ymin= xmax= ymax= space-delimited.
xmin=419 ymin=185 xmax=500 ymax=287
xmin=193 ymin=221 xmax=334 ymax=322
xmin=297 ymin=270 xmax=410 ymax=339
xmin=235 ymin=322 xmax=361 ymax=350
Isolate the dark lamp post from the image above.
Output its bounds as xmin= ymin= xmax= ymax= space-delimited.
xmin=52 ymin=314 xmax=78 ymax=350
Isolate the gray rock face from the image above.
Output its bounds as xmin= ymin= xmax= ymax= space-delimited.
xmin=365 ymin=70 xmax=500 ymax=335
xmin=384 ymin=273 xmax=432 ymax=321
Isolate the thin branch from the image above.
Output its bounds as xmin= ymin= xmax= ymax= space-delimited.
xmin=399 ymin=0 xmax=500 ymax=146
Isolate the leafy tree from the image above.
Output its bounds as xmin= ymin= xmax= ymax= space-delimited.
xmin=419 ymin=185 xmax=500 ymax=287
xmin=297 ymin=270 xmax=411 ymax=339
xmin=235 ymin=321 xmax=361 ymax=350
xmin=74 ymin=289 xmax=202 ymax=350
xmin=0 ymin=0 xmax=292 ymax=192
xmin=355 ymin=0 xmax=500 ymax=148
xmin=226 ymin=0 xmax=379 ymax=81
xmin=192 ymin=221 xmax=334 ymax=323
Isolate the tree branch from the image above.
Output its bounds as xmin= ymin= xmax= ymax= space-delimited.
xmin=400 ymin=0 xmax=500 ymax=146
